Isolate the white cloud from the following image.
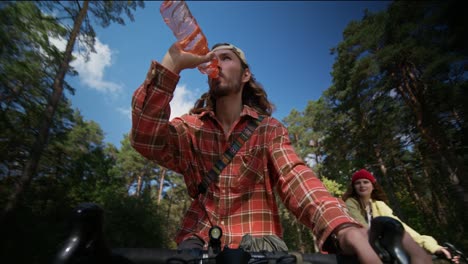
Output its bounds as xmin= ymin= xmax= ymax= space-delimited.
xmin=170 ymin=84 xmax=198 ymax=120
xmin=71 ymin=38 xmax=122 ymax=94
xmin=305 ymin=154 xmax=317 ymax=168
xmin=118 ymin=84 xmax=198 ymax=121
xmin=49 ymin=36 xmax=122 ymax=94
xmin=117 ymin=107 xmax=132 ymax=120
xmin=49 ymin=36 xmax=66 ymax=51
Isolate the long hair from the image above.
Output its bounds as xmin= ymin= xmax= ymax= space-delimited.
xmin=342 ymin=181 xmax=389 ymax=211
xmin=189 ymin=47 xmax=275 ymax=116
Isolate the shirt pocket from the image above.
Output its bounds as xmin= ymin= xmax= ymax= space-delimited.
xmin=231 ymin=147 xmax=265 ymax=192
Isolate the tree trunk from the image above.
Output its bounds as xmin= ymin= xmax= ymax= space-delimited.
xmin=394 ymin=63 xmax=468 ymax=215
xmin=388 ymin=143 xmax=434 ymax=224
xmin=401 ymin=167 xmax=432 ymax=220
xmin=157 ymin=167 xmax=167 ymax=204
xmin=136 ymin=174 xmax=143 ymax=197
xmin=374 ymin=145 xmax=402 ymax=213
xmin=1 ymin=1 xmax=90 ymax=223
xmin=425 ymin=168 xmax=447 ymax=227
xmin=165 ymin=194 xmax=173 ymax=227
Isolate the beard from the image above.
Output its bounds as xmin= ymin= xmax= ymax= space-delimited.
xmin=208 ymin=72 xmax=243 ymax=99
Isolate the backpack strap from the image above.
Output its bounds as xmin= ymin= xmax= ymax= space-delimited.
xmin=197 ymin=115 xmax=265 ymax=196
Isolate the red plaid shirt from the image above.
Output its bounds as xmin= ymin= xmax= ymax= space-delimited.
xmin=130 ymin=61 xmax=358 ymax=251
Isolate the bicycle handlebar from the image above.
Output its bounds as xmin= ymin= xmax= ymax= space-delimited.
xmin=53 ymin=203 xmax=411 ymax=264
xmin=108 ymin=247 xmax=358 ymax=264
xmin=444 ymin=242 xmax=468 ymax=263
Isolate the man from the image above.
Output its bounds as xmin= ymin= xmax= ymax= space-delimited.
xmin=130 ymin=41 xmax=383 ymax=263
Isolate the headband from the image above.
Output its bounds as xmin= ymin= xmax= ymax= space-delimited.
xmin=211 ymin=43 xmax=248 ymax=66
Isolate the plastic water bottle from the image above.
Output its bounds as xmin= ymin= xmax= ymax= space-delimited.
xmin=160 ymin=0 xmax=219 ymax=78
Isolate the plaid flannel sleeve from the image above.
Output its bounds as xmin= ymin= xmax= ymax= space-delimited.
xmin=268 ymin=120 xmax=360 ymax=252
xmin=130 ymin=61 xmax=189 ymax=174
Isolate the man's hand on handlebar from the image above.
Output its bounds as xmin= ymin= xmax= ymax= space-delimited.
xmin=337 ymin=226 xmax=383 ymax=264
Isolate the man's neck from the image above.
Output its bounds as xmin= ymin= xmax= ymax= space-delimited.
xmin=215 ymin=93 xmax=243 ymax=136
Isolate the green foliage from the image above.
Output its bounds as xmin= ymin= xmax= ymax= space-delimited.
xmin=321 ymin=177 xmax=345 ymax=198
xmin=0 ymin=2 xmax=164 ymax=263
xmin=278 ymin=196 xmax=317 ymax=253
xmin=0 ymin=110 xmax=170 ymax=263
xmin=284 ymin=0 xmax=468 ymax=251
xmin=2 ymin=1 xmax=468 ymax=260
xmin=113 ymin=134 xmax=159 ymax=196
xmin=0 ymin=1 xmax=72 ymax=179
xmin=100 ymin=193 xmax=168 ymax=248
xmin=36 ymin=1 xmax=145 ymax=59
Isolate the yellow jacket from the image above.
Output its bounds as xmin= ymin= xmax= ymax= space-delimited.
xmin=345 ymin=197 xmax=440 ymax=254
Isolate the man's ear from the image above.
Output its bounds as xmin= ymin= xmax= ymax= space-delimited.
xmin=242 ymin=68 xmax=251 ymax=83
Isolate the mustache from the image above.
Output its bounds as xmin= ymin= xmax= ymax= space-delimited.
xmin=214 ymin=72 xmax=224 ymax=79
xmin=209 ymin=74 xmax=222 ymax=86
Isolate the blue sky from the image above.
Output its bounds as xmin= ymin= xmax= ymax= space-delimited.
xmin=65 ymin=1 xmax=390 ymax=148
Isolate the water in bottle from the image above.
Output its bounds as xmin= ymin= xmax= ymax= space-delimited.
xmin=160 ymin=0 xmax=219 ymax=78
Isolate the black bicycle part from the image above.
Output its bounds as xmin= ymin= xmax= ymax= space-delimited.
xmin=53 ymin=202 xmax=111 ymax=264
xmin=216 ymin=246 xmax=251 ymax=264
xmin=444 ymin=242 xmax=468 ymax=263
xmin=209 ymin=225 xmax=223 ymax=255
xmin=53 ymin=203 xmax=408 ymax=264
xmin=368 ymin=216 xmax=409 ymax=264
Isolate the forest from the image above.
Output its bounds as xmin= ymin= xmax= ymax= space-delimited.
xmin=0 ymin=1 xmax=466 ymax=263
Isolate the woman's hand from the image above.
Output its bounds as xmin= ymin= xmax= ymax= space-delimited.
xmin=161 ymin=42 xmax=215 ymax=75
xmin=436 ymin=247 xmax=460 ymax=264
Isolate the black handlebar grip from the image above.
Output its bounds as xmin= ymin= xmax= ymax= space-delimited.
xmin=216 ymin=247 xmax=251 ymax=264
xmin=369 ymin=216 xmax=410 ymax=264
xmin=53 ymin=203 xmax=111 ymax=264
xmin=303 ymin=253 xmax=359 ymax=264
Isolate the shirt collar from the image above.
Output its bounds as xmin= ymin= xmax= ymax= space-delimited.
xmin=199 ymin=105 xmax=260 ymax=120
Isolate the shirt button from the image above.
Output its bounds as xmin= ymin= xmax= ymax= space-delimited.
xmin=221 ymin=221 xmax=225 ymax=225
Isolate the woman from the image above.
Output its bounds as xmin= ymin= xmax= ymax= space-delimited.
xmin=342 ymin=169 xmax=459 ymax=264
